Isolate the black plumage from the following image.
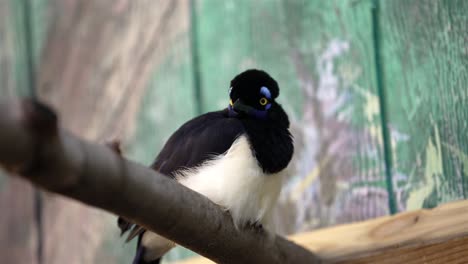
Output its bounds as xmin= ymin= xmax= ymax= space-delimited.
xmin=118 ymin=69 xmax=293 ymax=264
xmin=151 ymin=110 xmax=245 ymax=176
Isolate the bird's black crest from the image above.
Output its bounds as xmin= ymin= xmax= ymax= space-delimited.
xmin=230 ymin=69 xmax=280 ymax=101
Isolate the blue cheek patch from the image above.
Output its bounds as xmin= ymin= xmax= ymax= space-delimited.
xmin=227 ymin=86 xmax=272 ymax=120
xmin=260 ymin=86 xmax=272 ymax=99
xmin=228 ymin=102 xmax=271 ymax=120
xmin=228 ymin=104 xmax=239 ymax=117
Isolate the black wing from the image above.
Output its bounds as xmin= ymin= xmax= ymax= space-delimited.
xmin=152 ymin=109 xmax=245 ymax=176
xmin=118 ymin=109 xmax=245 ymax=240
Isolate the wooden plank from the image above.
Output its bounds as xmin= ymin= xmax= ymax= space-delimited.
xmin=7 ymin=0 xmax=195 ymax=263
xmin=290 ymin=199 xmax=468 ymax=261
xmin=193 ymin=0 xmax=389 ymax=234
xmin=0 ymin=0 xmax=32 ymax=97
xmin=1 ymin=0 xmax=196 ymax=262
xmin=0 ymin=1 xmax=39 ymax=263
xmin=0 ymin=177 xmax=38 ymax=264
xmin=378 ymin=0 xmax=468 ymax=210
xmin=0 ymin=0 xmax=16 ymax=98
xmin=174 ymin=199 xmax=468 ymax=264
xmin=37 ymin=0 xmax=188 ymax=141
xmin=125 ymin=1 xmax=198 ymax=261
xmin=343 ymin=236 xmax=468 ymax=264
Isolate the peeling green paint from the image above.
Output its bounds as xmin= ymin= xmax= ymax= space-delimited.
xmin=406 ymin=124 xmax=443 ymax=210
xmin=443 ymin=143 xmax=468 ymax=178
xmin=355 ymin=86 xmax=380 ymax=125
xmin=381 ymin=0 xmax=468 ymax=210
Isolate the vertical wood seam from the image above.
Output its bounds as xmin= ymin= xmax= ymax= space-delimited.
xmin=371 ymin=0 xmax=397 ymax=215
xmin=21 ymin=0 xmax=36 ymax=97
xmin=190 ymin=0 xmax=203 ymax=115
xmin=21 ymin=0 xmax=43 ymax=263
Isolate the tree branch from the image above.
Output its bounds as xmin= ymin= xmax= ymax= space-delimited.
xmin=0 ymin=99 xmax=321 ymax=264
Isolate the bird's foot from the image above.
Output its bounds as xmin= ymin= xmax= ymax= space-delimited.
xmin=246 ymin=220 xmax=264 ymax=233
xmin=105 ymin=139 xmax=122 ymax=156
xmin=117 ymin=217 xmax=131 ymax=236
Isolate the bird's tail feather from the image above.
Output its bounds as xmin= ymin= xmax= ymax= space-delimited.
xmin=133 ymin=246 xmax=161 ymax=264
xmin=132 ymin=234 xmax=162 ymax=264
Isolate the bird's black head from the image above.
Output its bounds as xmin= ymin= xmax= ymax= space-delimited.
xmin=228 ymin=69 xmax=286 ymax=123
xmin=227 ymin=69 xmax=293 ymax=173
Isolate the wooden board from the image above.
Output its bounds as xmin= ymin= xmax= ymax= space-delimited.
xmin=125 ymin=1 xmax=199 ymax=261
xmin=0 ymin=1 xmax=40 ymax=263
xmin=193 ymin=0 xmax=389 ymax=235
xmin=1 ymin=0 xmax=195 ymax=263
xmin=378 ymin=0 xmax=468 ymax=210
xmin=342 ymin=236 xmax=468 ymax=264
xmin=174 ymin=199 xmax=468 ymax=264
xmin=37 ymin=1 xmax=194 ymax=263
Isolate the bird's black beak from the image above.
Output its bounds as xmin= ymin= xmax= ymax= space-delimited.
xmin=230 ymin=98 xmax=270 ymax=120
xmin=232 ymin=99 xmax=255 ymax=115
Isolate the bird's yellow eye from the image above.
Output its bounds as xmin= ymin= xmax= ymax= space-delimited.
xmin=259 ymin=97 xmax=268 ymax=106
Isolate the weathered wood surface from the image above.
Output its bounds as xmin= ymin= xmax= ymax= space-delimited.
xmin=194 ymin=0 xmax=389 ymax=235
xmin=175 ymin=199 xmax=468 ymax=264
xmin=126 ymin=1 xmax=197 ymax=261
xmin=378 ymin=0 xmax=468 ymax=211
xmin=343 ymin=236 xmax=468 ymax=264
xmin=1 ymin=0 xmax=193 ymax=263
xmin=0 ymin=177 xmax=39 ymax=264
xmin=0 ymin=1 xmax=40 ymax=264
xmin=40 ymin=1 xmax=191 ymax=263
xmin=2 ymin=0 xmax=468 ymax=263
xmin=38 ymin=0 xmax=187 ymax=141
xmin=0 ymin=0 xmax=17 ymax=98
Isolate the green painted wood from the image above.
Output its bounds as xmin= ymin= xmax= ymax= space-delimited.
xmin=379 ymin=0 xmax=468 ymax=211
xmin=372 ymin=0 xmax=397 ymax=214
xmin=36 ymin=1 xmax=197 ymax=263
xmin=0 ymin=1 xmax=44 ymax=263
xmin=123 ymin=3 xmax=204 ymax=261
xmin=0 ymin=1 xmax=24 ymax=97
xmin=193 ymin=0 xmax=390 ymax=233
xmin=128 ymin=38 xmax=197 ymax=166
xmin=127 ymin=31 xmax=199 ymax=263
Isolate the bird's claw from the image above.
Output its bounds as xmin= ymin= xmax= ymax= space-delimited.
xmin=117 ymin=217 xmax=131 ymax=236
xmin=106 ymin=139 xmax=122 ymax=156
xmin=247 ymin=220 xmax=264 ymax=233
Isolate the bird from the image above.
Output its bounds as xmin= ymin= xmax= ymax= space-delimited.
xmin=118 ymin=69 xmax=294 ymax=264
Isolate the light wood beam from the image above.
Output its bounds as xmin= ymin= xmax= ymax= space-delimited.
xmin=176 ymin=199 xmax=468 ymax=264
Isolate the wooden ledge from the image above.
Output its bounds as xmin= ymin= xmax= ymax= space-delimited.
xmin=176 ymin=199 xmax=468 ymax=263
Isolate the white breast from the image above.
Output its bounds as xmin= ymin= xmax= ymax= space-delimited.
xmin=176 ymin=135 xmax=285 ymax=228
xmin=141 ymin=135 xmax=286 ymax=259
